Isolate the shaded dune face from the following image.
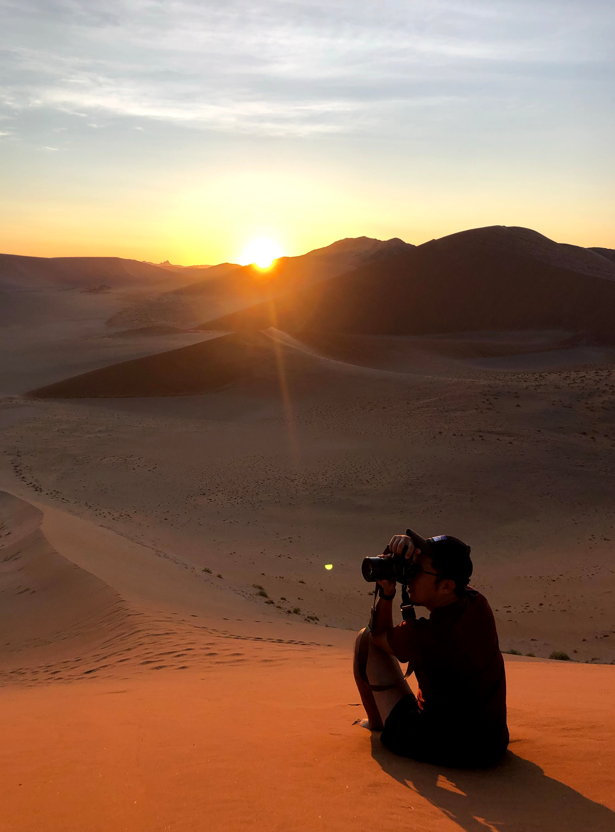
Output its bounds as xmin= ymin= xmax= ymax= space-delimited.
xmin=202 ymin=227 xmax=615 ymax=343
xmin=0 ymin=492 xmax=134 ymax=681
xmin=588 ymin=247 xmax=615 ymax=266
xmin=26 ymin=332 xmax=276 ymax=398
xmin=289 ymin=330 xmax=584 ymax=371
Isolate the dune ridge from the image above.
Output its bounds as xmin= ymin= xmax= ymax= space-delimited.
xmin=0 ymin=491 xmax=137 ymax=684
xmin=201 ymin=226 xmax=615 ymax=343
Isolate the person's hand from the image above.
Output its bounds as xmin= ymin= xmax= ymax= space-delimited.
xmin=388 ymin=534 xmax=418 ymax=559
xmin=376 ymin=535 xmax=419 ymax=596
xmin=376 ymin=577 xmax=397 ymax=596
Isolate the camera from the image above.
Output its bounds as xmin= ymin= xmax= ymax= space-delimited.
xmin=361 ymin=544 xmax=418 ymax=584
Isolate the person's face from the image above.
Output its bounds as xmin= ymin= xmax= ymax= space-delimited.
xmin=407 ymin=551 xmax=455 ymax=609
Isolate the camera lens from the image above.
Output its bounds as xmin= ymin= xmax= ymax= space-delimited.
xmin=361 ymin=557 xmax=377 ymax=582
xmin=362 ymin=556 xmax=396 ymax=583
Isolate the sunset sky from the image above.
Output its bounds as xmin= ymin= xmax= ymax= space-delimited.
xmin=1 ymin=0 xmax=614 ymax=264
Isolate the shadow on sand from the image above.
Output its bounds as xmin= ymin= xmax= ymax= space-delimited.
xmin=370 ymin=736 xmax=615 ymax=832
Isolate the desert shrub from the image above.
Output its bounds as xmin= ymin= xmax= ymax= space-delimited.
xmin=257 ymin=589 xmax=268 ymax=597
xmin=202 ymin=567 xmax=212 ymax=574
xmin=292 ymin=607 xmax=301 ymax=615
xmin=549 ymin=651 xmax=571 ymax=661
xmin=503 ymin=649 xmax=522 ymax=655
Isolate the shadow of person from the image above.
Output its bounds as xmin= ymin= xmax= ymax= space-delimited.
xmin=370 ymin=735 xmax=615 ymax=832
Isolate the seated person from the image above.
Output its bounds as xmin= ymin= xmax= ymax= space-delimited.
xmin=353 ymin=529 xmax=509 ymax=767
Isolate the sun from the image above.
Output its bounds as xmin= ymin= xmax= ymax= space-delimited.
xmin=240 ymin=238 xmax=283 ymax=270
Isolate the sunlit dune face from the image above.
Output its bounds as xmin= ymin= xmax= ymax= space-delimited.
xmin=240 ymin=238 xmax=283 ymax=270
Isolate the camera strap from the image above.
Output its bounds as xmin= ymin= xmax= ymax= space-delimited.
xmin=367 ymin=583 xmax=379 ymax=630
xmin=400 ymin=583 xmax=416 ymax=622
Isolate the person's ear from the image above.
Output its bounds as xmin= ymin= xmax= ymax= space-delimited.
xmin=439 ymin=578 xmax=456 ymax=596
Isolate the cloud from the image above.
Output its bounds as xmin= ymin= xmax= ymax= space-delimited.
xmin=0 ymin=0 xmax=613 ymax=136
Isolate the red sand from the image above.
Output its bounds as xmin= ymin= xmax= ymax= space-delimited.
xmin=1 ymin=659 xmax=614 ymax=832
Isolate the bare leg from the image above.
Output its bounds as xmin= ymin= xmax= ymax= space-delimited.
xmin=353 ymin=629 xmax=413 ymax=731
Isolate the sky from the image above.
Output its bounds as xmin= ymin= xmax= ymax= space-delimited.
xmin=1 ymin=0 xmax=614 ymax=264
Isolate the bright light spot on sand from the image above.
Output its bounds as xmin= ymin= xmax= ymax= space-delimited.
xmin=325 ymin=564 xmax=333 ymax=570
xmin=240 ymin=238 xmax=283 ymax=269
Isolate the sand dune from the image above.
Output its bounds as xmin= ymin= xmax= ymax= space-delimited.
xmin=26 ymin=332 xmax=264 ymax=398
xmin=1 ymin=497 xmax=613 ymax=830
xmin=106 ymin=236 xmax=409 ymax=332
xmin=283 ymin=330 xmax=586 ymax=371
xmin=26 ymin=328 xmax=409 ymax=399
xmin=589 ymin=246 xmax=615 ymax=266
xmin=9 ymin=323 xmax=615 ymax=666
xmin=173 ymin=236 xmax=413 ymax=300
xmin=0 ymin=253 xmax=201 ymax=291
xmin=0 ymin=250 xmax=209 ymax=338
xmin=202 ymin=226 xmax=615 ymax=343
xmin=3 ymin=226 xmax=615 ymax=832
xmin=0 ymin=488 xmax=339 ymax=690
xmin=1 ymin=650 xmax=614 ymax=831
xmin=0 ymin=491 xmax=134 ymax=682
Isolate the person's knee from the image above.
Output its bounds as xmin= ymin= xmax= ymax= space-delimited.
xmin=353 ymin=628 xmax=371 ymax=686
xmin=354 ymin=627 xmax=368 ymax=652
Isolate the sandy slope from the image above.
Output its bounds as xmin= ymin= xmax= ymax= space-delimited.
xmin=1 ymin=495 xmax=613 ymax=831
xmin=1 ymin=654 xmax=614 ymax=832
xmin=4 ymin=326 xmax=615 ymax=663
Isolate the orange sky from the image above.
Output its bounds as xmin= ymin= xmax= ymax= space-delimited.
xmin=1 ymin=1 xmax=613 ymax=263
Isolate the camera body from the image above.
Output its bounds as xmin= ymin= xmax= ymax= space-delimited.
xmin=361 ymin=547 xmax=418 ymax=584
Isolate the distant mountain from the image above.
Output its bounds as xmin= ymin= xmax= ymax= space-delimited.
xmin=145 ymin=260 xmax=213 ymax=272
xmin=200 ymin=226 xmax=615 ymax=343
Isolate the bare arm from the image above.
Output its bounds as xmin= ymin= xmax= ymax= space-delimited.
xmin=371 ymin=595 xmax=396 ymax=654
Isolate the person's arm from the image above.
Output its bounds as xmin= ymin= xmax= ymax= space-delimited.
xmin=371 ymin=533 xmax=420 ymax=656
xmin=371 ymin=586 xmax=397 ymax=654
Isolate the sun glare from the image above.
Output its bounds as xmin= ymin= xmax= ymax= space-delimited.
xmin=240 ymin=238 xmax=283 ymax=270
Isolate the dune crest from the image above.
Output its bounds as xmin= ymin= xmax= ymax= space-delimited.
xmin=202 ymin=226 xmax=615 ymax=342
xmin=0 ymin=491 xmax=137 ymax=683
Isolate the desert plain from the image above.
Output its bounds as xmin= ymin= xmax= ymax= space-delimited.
xmin=1 ymin=227 xmax=615 ymax=831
